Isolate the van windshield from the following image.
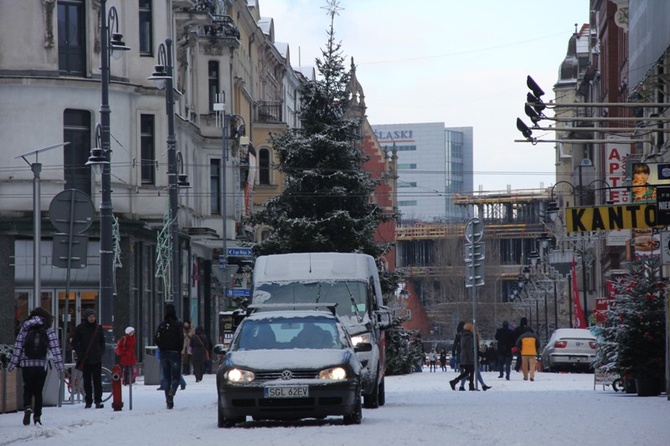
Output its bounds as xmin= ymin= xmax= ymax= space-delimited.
xmin=253 ymin=281 xmax=368 ymax=318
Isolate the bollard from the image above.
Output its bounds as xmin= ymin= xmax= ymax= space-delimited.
xmin=111 ymin=364 xmax=124 ymax=411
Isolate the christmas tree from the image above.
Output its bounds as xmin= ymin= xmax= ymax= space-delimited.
xmin=595 ymin=257 xmax=666 ymax=380
xmin=249 ymin=0 xmax=394 ymax=260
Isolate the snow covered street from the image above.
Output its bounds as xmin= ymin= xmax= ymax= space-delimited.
xmin=1 ymin=368 xmax=668 ymax=445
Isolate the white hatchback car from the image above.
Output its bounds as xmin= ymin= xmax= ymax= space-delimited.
xmin=541 ymin=328 xmax=597 ymax=372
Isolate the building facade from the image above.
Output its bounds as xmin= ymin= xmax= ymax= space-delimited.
xmin=372 ymin=123 xmax=473 ymax=224
xmin=0 ymin=0 xmax=305 ymax=355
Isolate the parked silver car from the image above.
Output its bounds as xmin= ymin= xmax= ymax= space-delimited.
xmin=541 ymin=328 xmax=597 ymax=372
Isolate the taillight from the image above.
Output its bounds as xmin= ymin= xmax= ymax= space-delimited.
xmin=589 ymin=341 xmax=596 ymax=349
xmin=554 ymin=341 xmax=567 ymax=348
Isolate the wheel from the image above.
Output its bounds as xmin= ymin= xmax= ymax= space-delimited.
xmin=100 ymin=367 xmax=113 ymax=402
xmin=612 ymin=378 xmax=623 ymax=392
xmin=377 ymin=378 xmax=385 ymax=406
xmin=343 ymin=386 xmax=362 ymax=425
xmin=363 ymin=376 xmax=379 ymax=409
xmin=218 ymin=403 xmax=243 ymax=428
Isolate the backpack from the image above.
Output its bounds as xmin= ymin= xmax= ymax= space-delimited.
xmin=155 ymin=320 xmax=181 ymax=351
xmin=24 ymin=325 xmax=49 ymax=359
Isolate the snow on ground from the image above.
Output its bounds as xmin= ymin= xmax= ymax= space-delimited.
xmin=1 ymin=367 xmax=669 ymax=446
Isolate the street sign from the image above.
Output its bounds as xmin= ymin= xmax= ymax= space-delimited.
xmin=226 ymin=289 xmax=251 ymax=297
xmin=49 ymin=189 xmax=95 ymax=234
xmin=227 ymin=247 xmax=252 ymax=257
xmin=464 ymin=218 xmax=483 ymax=243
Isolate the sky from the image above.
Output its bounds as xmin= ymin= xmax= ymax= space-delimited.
xmin=258 ymin=0 xmax=590 ymax=193
xmin=1 ymin=367 xmax=669 ymax=444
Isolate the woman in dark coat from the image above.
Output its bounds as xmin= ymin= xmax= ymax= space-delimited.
xmin=190 ymin=326 xmax=210 ymax=382
xmin=449 ymin=322 xmax=476 ymax=391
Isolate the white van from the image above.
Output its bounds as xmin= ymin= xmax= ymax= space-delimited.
xmin=252 ymin=252 xmax=393 ymax=408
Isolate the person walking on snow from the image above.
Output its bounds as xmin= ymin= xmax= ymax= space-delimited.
xmin=116 ymin=327 xmax=137 ymax=385
xmin=8 ymin=307 xmax=64 ymax=426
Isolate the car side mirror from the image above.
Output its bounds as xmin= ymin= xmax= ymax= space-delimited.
xmin=374 ymin=307 xmax=393 ymax=329
xmin=212 ymin=344 xmax=227 ymax=355
xmin=354 ymin=342 xmax=373 ymax=353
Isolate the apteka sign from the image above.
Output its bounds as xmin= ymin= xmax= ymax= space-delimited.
xmin=565 ymin=204 xmax=660 ymax=233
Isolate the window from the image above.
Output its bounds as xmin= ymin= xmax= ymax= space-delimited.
xmin=58 ymin=0 xmax=86 ymax=75
xmin=63 ymin=109 xmax=91 ymax=196
xmin=140 ymin=114 xmax=155 ymax=184
xmin=211 ymin=159 xmax=221 ymax=214
xmin=139 ymin=0 xmax=153 ymax=56
xmin=208 ymin=61 xmax=219 ymax=112
xmin=259 ymin=148 xmax=271 ymax=185
xmin=397 ymin=163 xmax=417 ymax=170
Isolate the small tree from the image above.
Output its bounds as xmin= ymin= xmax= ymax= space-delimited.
xmin=595 ymin=257 xmax=667 ymax=380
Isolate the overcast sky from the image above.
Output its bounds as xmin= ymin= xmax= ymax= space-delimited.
xmin=259 ymin=0 xmax=589 ymax=193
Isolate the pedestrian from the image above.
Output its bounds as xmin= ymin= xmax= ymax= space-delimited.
xmin=473 ymin=328 xmax=492 ymax=391
xmin=7 ymin=307 xmax=65 ymax=426
xmin=449 ymin=322 xmax=475 ymax=391
xmin=439 ymin=349 xmax=447 ymax=372
xmin=182 ymin=320 xmax=194 ymax=375
xmin=72 ymin=308 xmax=106 ymax=409
xmin=512 ymin=317 xmax=533 ymax=372
xmin=516 ymin=329 xmax=540 ymax=381
xmin=116 ymin=327 xmax=137 ymax=385
xmin=485 ymin=343 xmax=497 ymax=372
xmin=190 ymin=326 xmax=211 ymax=382
xmin=428 ymin=350 xmax=437 ymax=372
xmin=495 ymin=320 xmax=515 ymax=380
xmin=154 ymin=304 xmax=184 ymax=409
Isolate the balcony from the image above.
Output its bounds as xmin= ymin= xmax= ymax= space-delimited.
xmin=256 ymin=101 xmax=283 ymax=123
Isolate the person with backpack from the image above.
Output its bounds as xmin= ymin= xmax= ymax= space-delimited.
xmin=72 ymin=309 xmax=106 ymax=409
xmin=7 ymin=307 xmax=64 ymax=426
xmin=154 ymin=304 xmax=184 ymax=409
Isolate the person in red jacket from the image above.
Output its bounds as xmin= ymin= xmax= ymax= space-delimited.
xmin=116 ymin=327 xmax=137 ymax=385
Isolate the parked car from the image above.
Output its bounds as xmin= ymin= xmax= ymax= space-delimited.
xmin=213 ymin=308 xmax=370 ymax=427
xmin=541 ymin=328 xmax=597 ymax=372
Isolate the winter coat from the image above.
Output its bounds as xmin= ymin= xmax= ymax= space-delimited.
xmin=8 ymin=316 xmax=64 ymax=372
xmin=516 ymin=332 xmax=540 ymax=356
xmin=182 ymin=326 xmax=195 ymax=356
xmin=154 ymin=316 xmax=184 ymax=352
xmin=72 ymin=319 xmax=106 ymax=365
xmin=458 ymin=330 xmax=475 ymax=366
xmin=116 ymin=334 xmax=137 ymax=367
xmin=189 ymin=329 xmax=210 ymax=365
xmin=495 ymin=324 xmax=515 ymax=356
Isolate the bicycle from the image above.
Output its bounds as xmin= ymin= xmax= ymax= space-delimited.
xmin=63 ymin=365 xmax=113 ymax=403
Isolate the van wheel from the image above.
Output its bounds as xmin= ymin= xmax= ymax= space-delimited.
xmin=363 ymin=377 xmax=379 ymax=409
xmin=377 ymin=378 xmax=385 ymax=406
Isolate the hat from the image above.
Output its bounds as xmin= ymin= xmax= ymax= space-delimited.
xmin=125 ymin=326 xmax=134 ymax=335
xmin=84 ymin=309 xmax=96 ymax=318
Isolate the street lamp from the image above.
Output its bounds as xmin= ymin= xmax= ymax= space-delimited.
xmin=148 ymin=38 xmax=181 ymax=316
xmin=86 ymin=2 xmax=129 ymax=330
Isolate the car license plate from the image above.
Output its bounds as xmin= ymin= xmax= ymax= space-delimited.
xmin=264 ymin=386 xmax=309 ymax=398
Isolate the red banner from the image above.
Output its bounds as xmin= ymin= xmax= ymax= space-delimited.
xmin=572 ymin=256 xmax=586 ymax=328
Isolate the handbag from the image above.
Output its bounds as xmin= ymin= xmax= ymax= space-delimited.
xmin=115 ymin=336 xmax=126 ymax=356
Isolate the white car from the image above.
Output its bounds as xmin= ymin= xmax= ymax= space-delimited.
xmin=541 ymin=328 xmax=597 ymax=372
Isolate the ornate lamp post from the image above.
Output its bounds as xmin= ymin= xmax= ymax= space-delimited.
xmin=86 ymin=2 xmax=129 ymax=329
xmin=148 ymin=38 xmax=181 ymax=315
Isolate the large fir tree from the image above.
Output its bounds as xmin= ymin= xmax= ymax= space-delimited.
xmin=250 ymin=1 xmax=394 ymax=259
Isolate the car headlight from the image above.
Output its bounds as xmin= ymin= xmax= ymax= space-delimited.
xmin=319 ymin=367 xmax=347 ymax=380
xmin=351 ymin=333 xmax=371 ymax=346
xmin=224 ymin=368 xmax=255 ymax=383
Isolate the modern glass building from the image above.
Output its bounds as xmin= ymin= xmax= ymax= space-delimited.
xmin=372 ymin=123 xmax=473 ymax=223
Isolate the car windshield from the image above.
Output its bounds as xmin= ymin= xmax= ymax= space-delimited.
xmin=234 ymin=316 xmax=345 ymax=351
xmin=253 ymin=281 xmax=368 ymax=318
